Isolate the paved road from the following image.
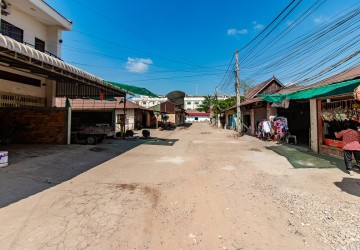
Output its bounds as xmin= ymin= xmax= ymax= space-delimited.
xmin=0 ymin=123 xmax=359 ymax=249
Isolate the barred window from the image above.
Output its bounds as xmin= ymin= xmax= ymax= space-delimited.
xmin=1 ymin=20 xmax=23 ymax=42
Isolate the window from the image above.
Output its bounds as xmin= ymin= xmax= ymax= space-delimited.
xmin=35 ymin=38 xmax=45 ymax=52
xmin=195 ymin=102 xmax=199 ymax=105
xmin=187 ymin=102 xmax=192 ymax=105
xmin=1 ymin=20 xmax=23 ymax=42
xmin=195 ymin=117 xmax=199 ymax=121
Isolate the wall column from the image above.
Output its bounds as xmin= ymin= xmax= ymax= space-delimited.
xmin=251 ymin=109 xmax=255 ymax=135
xmin=267 ymin=102 xmax=277 ymax=118
xmin=45 ymin=79 xmax=56 ymax=107
xmin=310 ymin=99 xmax=319 ymax=152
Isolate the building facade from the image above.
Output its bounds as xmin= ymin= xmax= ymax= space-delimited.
xmin=0 ymin=0 xmax=125 ymax=144
xmin=0 ymin=0 xmax=72 ymax=107
xmin=184 ymin=96 xmax=205 ymax=110
xmin=131 ymin=95 xmax=167 ymax=108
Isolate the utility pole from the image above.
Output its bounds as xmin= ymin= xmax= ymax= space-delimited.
xmin=235 ymin=50 xmax=242 ymax=135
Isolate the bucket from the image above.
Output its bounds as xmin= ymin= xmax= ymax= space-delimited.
xmin=0 ymin=151 xmax=8 ymax=167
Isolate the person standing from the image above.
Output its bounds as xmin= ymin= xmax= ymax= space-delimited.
xmin=335 ymin=122 xmax=360 ymax=176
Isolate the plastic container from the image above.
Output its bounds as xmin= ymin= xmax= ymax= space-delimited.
xmin=324 ymin=139 xmax=343 ymax=148
xmin=0 ymin=151 xmax=8 ymax=167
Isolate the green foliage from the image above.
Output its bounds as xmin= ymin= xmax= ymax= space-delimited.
xmin=212 ymin=97 xmax=236 ymax=115
xmin=196 ymin=95 xmax=213 ymax=112
xmin=196 ymin=94 xmax=246 ymax=115
xmin=218 ymin=96 xmax=236 ymax=110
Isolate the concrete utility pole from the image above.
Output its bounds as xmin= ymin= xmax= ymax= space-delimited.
xmin=235 ymin=50 xmax=242 ymax=135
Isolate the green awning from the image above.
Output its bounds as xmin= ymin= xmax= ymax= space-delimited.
xmin=259 ymin=78 xmax=360 ymax=102
xmin=106 ymin=81 xmax=159 ymax=98
xmin=258 ymin=94 xmax=284 ymax=103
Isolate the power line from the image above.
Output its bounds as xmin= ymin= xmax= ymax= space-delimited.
xmin=240 ymin=0 xmax=304 ymax=64
xmin=239 ymin=6 xmax=360 ymax=86
xmin=238 ymin=0 xmax=297 ymax=53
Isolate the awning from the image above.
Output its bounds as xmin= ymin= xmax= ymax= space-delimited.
xmin=0 ymin=34 xmax=126 ymax=98
xmin=259 ymin=78 xmax=360 ymax=102
xmin=106 ymin=81 xmax=159 ymax=98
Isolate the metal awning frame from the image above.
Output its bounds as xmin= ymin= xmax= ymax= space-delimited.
xmin=0 ymin=45 xmax=125 ymax=98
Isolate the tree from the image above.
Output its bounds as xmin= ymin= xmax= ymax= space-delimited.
xmin=196 ymin=95 xmax=213 ymax=112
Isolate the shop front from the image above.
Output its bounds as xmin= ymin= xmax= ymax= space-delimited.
xmin=317 ymin=96 xmax=359 ymax=157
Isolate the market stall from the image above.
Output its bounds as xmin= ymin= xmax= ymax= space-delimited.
xmin=319 ymin=97 xmax=360 ymax=157
xmin=257 ymin=116 xmax=290 ymax=142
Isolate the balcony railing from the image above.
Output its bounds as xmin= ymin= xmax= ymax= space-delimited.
xmin=23 ymin=42 xmax=62 ymax=60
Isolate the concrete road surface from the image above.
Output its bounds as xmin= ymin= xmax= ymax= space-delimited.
xmin=0 ymin=123 xmax=359 ymax=249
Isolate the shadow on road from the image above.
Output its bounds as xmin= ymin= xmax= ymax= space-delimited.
xmin=144 ymin=138 xmax=179 ymax=146
xmin=334 ymin=177 xmax=360 ymax=197
xmin=0 ymin=136 xmax=174 ymax=208
xmin=266 ymin=144 xmax=346 ymax=172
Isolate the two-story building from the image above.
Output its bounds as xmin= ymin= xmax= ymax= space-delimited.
xmin=184 ymin=96 xmax=205 ymax=110
xmin=0 ymin=0 xmax=125 ymax=144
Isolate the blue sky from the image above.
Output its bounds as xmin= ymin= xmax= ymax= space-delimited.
xmin=46 ymin=0 xmax=360 ymax=96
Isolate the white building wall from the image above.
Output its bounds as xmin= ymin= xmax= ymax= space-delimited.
xmin=1 ymin=3 xmax=66 ymax=57
xmin=184 ymin=96 xmax=205 ymax=110
xmin=115 ymin=109 xmax=135 ymax=131
xmin=47 ymin=26 xmax=62 ymax=57
xmin=186 ymin=116 xmax=210 ymax=122
xmin=0 ymin=65 xmax=46 ymax=98
xmin=2 ymin=8 xmax=47 ymax=46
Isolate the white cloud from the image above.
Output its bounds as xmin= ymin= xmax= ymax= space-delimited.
xmin=252 ymin=21 xmax=264 ymax=30
xmin=314 ymin=16 xmax=328 ymax=24
xmin=126 ymin=57 xmax=153 ymax=73
xmin=254 ymin=24 xmax=264 ymax=30
xmin=227 ymin=28 xmax=248 ymax=36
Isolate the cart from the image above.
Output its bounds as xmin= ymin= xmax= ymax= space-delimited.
xmin=71 ymin=124 xmax=115 ymax=145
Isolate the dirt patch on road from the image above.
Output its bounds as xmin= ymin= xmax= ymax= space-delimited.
xmin=115 ymin=183 xmax=139 ymax=191
xmin=115 ymin=183 xmax=160 ymax=208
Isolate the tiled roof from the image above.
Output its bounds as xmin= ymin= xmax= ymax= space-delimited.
xmin=56 ymin=98 xmax=151 ymax=110
xmin=244 ymin=76 xmax=283 ymax=99
xmin=240 ymin=97 xmax=263 ymax=106
xmin=273 ymin=84 xmax=305 ymax=94
xmin=185 ymin=110 xmax=210 ymax=117
xmin=244 ymin=81 xmax=268 ymax=99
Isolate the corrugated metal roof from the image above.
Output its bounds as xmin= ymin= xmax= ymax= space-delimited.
xmin=0 ymin=34 xmax=127 ymax=94
xmin=307 ymin=64 xmax=360 ymax=88
xmin=0 ymin=34 xmax=102 ymax=83
xmin=56 ymin=97 xmax=152 ymax=110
